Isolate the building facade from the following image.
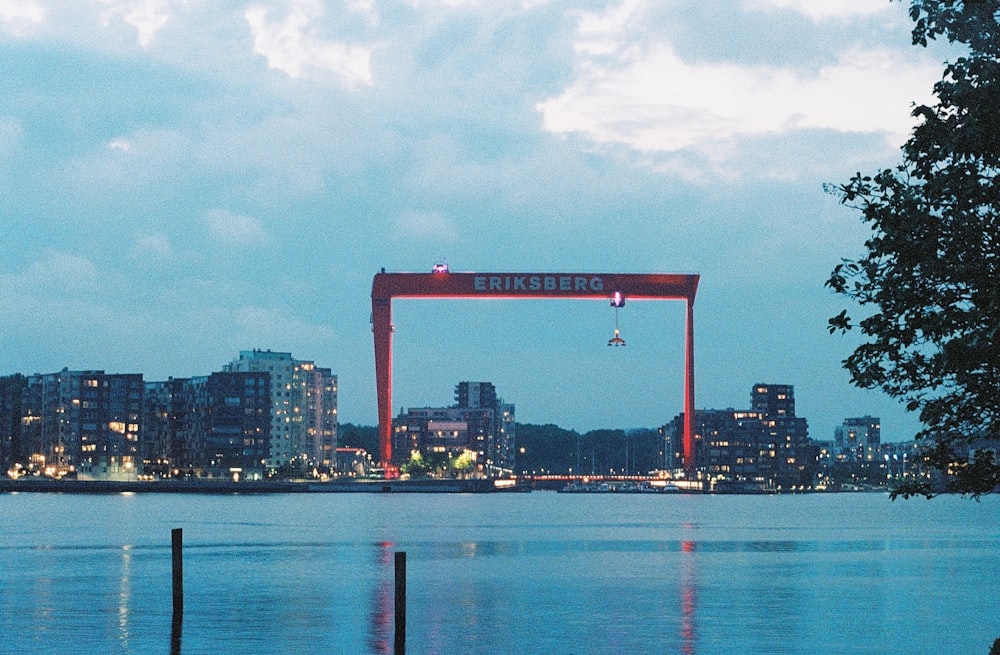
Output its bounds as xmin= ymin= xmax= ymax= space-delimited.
xmin=393 ymin=381 xmax=515 ymax=476
xmin=664 ymin=384 xmax=816 ymax=490
xmin=751 ymin=383 xmax=796 ymax=417
xmin=394 ymin=407 xmax=479 ymax=462
xmin=834 ymin=416 xmax=881 ymax=462
xmin=142 ymin=377 xmax=194 ymax=476
xmin=195 ymin=372 xmax=271 ymax=479
xmin=142 ymin=372 xmax=272 ymax=479
xmin=2 ymin=350 xmax=335 ymax=480
xmin=224 ymin=350 xmax=338 ymax=472
xmin=456 ymin=381 xmax=515 ymax=473
xmin=14 ymin=370 xmax=144 ymax=479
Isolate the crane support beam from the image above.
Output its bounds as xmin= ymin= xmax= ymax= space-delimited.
xmin=371 ymin=271 xmax=699 ymax=476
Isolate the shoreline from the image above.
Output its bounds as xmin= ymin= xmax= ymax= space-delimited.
xmin=0 ymin=477 xmax=531 ymax=494
xmin=0 ymin=477 xmax=894 ymax=495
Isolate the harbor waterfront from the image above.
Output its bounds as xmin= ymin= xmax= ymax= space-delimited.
xmin=1 ymin=492 xmax=998 ymax=655
xmin=0 ymin=477 xmax=530 ymax=494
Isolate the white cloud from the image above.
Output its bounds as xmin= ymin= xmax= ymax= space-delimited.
xmin=401 ymin=0 xmax=481 ymax=7
xmin=98 ymin=0 xmax=172 ymax=48
xmin=204 ymin=208 xmax=268 ymax=247
xmin=538 ymin=41 xmax=938 ymax=160
xmin=346 ymin=0 xmax=377 ymax=23
xmin=573 ymin=0 xmax=642 ymax=56
xmin=795 ymin=47 xmax=938 ymax=137
xmin=399 ymin=0 xmax=553 ymax=7
xmin=745 ymin=0 xmax=891 ymax=22
xmin=245 ymin=1 xmax=372 ymax=86
xmin=392 ymin=209 xmax=460 ymax=242
xmin=13 ymin=250 xmax=103 ymax=295
xmin=107 ymin=138 xmax=132 ymax=152
xmin=0 ymin=0 xmax=45 ymax=36
xmin=129 ymin=233 xmax=173 ymax=266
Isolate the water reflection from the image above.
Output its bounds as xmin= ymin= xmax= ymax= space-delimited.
xmin=7 ymin=493 xmax=1000 ymax=654
xmin=368 ymin=541 xmax=395 ymax=655
xmin=364 ymin=536 xmax=704 ymax=654
xmin=118 ymin=545 xmax=132 ymax=651
xmin=680 ymin=539 xmax=697 ymax=655
xmin=170 ymin=613 xmax=182 ymax=655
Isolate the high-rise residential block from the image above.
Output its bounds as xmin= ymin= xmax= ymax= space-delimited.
xmin=142 ymin=372 xmax=272 ymax=479
xmin=19 ymin=369 xmax=143 ymax=479
xmin=664 ymin=383 xmax=814 ymax=490
xmin=224 ymin=350 xmax=337 ymax=472
xmin=834 ymin=416 xmax=881 ymax=461
xmin=752 ymin=383 xmax=796 ymax=417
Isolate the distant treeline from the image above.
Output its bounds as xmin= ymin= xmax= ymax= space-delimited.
xmin=338 ymin=423 xmax=381 ymax=457
xmin=338 ymin=423 xmax=664 ymax=475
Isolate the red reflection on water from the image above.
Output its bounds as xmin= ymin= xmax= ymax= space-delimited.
xmin=369 ymin=542 xmax=394 ymax=655
xmin=680 ymin=539 xmax=696 ymax=655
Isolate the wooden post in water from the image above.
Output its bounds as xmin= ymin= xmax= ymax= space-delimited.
xmin=394 ymin=551 xmax=406 ymax=655
xmin=172 ymin=528 xmax=184 ymax=614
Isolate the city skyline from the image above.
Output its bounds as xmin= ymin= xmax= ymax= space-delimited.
xmin=3 ymin=351 xmax=886 ymax=446
xmin=1 ymin=1 xmax=955 ymax=442
xmin=5 ymin=361 xmax=907 ymax=488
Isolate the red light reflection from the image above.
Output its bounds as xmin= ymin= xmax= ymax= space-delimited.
xmin=368 ymin=542 xmax=394 ymax=654
xmin=680 ymin=539 xmax=696 ymax=655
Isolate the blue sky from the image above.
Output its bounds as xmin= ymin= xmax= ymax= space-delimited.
xmin=0 ymin=0 xmax=956 ymax=441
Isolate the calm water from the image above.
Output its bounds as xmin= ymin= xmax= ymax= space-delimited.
xmin=1 ymin=491 xmax=998 ymax=655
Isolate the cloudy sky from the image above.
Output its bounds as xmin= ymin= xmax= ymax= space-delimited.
xmin=1 ymin=0 xmax=957 ymax=441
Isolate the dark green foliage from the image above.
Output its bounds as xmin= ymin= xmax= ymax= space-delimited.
xmin=338 ymin=422 xmax=664 ymax=475
xmin=400 ymin=450 xmax=452 ymax=477
xmin=338 ymin=423 xmax=379 ymax=455
xmin=515 ymin=423 xmax=579 ymax=474
xmin=827 ymin=0 xmax=1000 ymax=497
xmin=990 ymin=637 xmax=1000 ymax=655
xmin=340 ymin=423 xmax=666 ymax=475
xmin=515 ymin=424 xmax=663 ymax=475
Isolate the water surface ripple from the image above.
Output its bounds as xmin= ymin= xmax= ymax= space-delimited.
xmin=1 ymin=492 xmax=997 ymax=655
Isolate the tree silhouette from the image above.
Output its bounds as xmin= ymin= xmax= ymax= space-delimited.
xmin=827 ymin=0 xmax=1000 ymax=497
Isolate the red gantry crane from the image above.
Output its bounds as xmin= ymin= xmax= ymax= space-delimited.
xmin=371 ymin=268 xmax=700 ymax=478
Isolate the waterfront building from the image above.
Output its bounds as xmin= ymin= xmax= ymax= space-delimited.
xmin=393 ymin=381 xmax=515 ymax=475
xmin=335 ymin=447 xmax=372 ymax=476
xmin=394 ymin=407 xmax=477 ymax=462
xmin=299 ymin=361 xmax=339 ymax=472
xmin=834 ymin=416 xmax=881 ymax=462
xmin=751 ymin=383 xmax=796 ymax=417
xmin=18 ymin=369 xmax=143 ymax=479
xmin=3 ymin=350 xmax=334 ymax=479
xmin=879 ymin=440 xmax=921 ymax=484
xmin=224 ymin=350 xmax=338 ymax=472
xmin=193 ymin=371 xmax=271 ymax=479
xmin=497 ymin=402 xmax=516 ymax=473
xmin=663 ymin=383 xmax=816 ymax=489
xmin=455 ymin=381 xmax=496 ymax=410
xmin=455 ymin=381 xmax=516 ymax=473
xmin=142 ymin=372 xmax=271 ymax=479
xmin=142 ymin=378 xmax=192 ymax=476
